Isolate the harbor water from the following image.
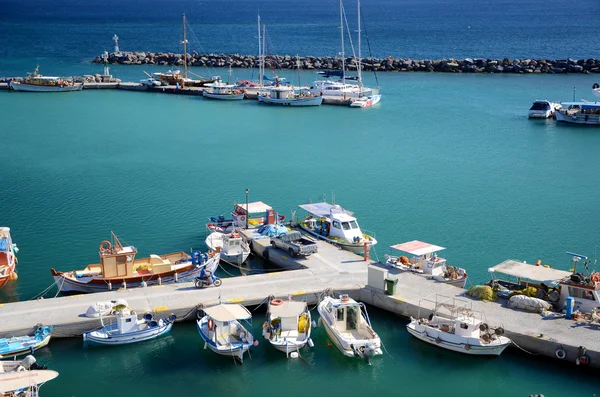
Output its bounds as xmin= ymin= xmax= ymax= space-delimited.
xmin=1 ymin=0 xmax=600 ymax=395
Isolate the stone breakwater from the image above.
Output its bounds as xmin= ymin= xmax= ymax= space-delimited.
xmin=93 ymin=51 xmax=600 ymax=74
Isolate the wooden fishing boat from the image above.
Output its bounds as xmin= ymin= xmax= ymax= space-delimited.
xmin=10 ymin=66 xmax=82 ymax=92
xmin=83 ymin=308 xmax=175 ymax=346
xmin=196 ymin=303 xmax=257 ymax=363
xmin=0 ymin=227 xmax=18 ymax=289
xmin=262 ymin=298 xmax=313 ymax=356
xmin=50 ymin=232 xmax=219 ymax=294
xmin=317 ymin=295 xmax=381 ymax=362
xmin=0 ymin=326 xmax=53 ymax=359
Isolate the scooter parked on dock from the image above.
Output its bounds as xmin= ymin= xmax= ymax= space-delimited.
xmin=194 ymin=269 xmax=222 ymax=288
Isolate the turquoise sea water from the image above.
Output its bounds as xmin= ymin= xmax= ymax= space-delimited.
xmin=1 ymin=69 xmax=600 ymax=396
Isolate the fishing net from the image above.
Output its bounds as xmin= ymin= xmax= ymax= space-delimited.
xmin=467 ymin=285 xmax=497 ymax=302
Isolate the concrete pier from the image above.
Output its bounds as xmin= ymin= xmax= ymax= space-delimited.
xmin=0 ymin=234 xmax=599 ymax=368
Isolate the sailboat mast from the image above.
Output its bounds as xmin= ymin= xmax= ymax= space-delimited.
xmin=258 ymin=15 xmax=263 ymax=87
xmin=296 ymin=55 xmax=301 ymax=87
xmin=357 ymin=0 xmax=362 ymax=87
xmin=182 ymin=14 xmax=188 ymax=79
xmin=262 ymin=24 xmax=266 ymax=84
xmin=340 ymin=0 xmax=346 ymax=85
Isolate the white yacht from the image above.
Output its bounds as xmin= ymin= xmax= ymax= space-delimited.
xmin=202 ymin=81 xmax=245 ymax=100
xmin=555 ymin=102 xmax=600 ymax=125
xmin=205 ymin=231 xmax=250 ymax=265
xmin=317 ymin=295 xmax=381 ymax=362
xmin=407 ymin=296 xmax=511 ymax=356
xmin=384 ymin=240 xmax=468 ymax=288
xmin=296 ymin=201 xmax=377 ymax=254
xmin=528 ymin=100 xmax=561 ymax=119
xmin=259 ymin=85 xmax=323 ymax=106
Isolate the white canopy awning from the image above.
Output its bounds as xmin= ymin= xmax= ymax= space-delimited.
xmin=390 ymin=240 xmax=445 ymax=256
xmin=0 ymin=370 xmax=59 ymax=393
xmin=235 ymin=201 xmax=272 ymax=214
xmin=269 ymin=301 xmax=307 ymax=318
xmin=204 ymin=304 xmax=251 ymax=322
xmin=298 ymin=202 xmax=353 ymax=217
xmin=489 ymin=260 xmax=571 ymax=283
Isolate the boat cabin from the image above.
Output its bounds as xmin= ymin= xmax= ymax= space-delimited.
xmin=322 ymin=295 xmax=365 ymax=333
xmin=205 ymin=82 xmax=238 ymax=95
xmin=221 ymin=233 xmax=244 ymax=257
xmin=114 ymin=309 xmax=143 ymax=334
xmin=558 ymin=277 xmax=600 ymax=314
xmin=203 ymin=304 xmax=253 ymax=345
xmin=266 ymin=301 xmax=309 ymax=341
xmin=299 ymin=202 xmax=365 ymax=243
xmin=233 ymin=201 xmax=276 ymax=228
xmin=0 ymin=227 xmax=14 ymax=268
xmin=560 ymin=102 xmax=600 ymax=115
xmin=94 ymin=234 xmax=139 ymax=279
xmin=389 ymin=240 xmax=447 ymax=276
xmin=529 ymin=100 xmax=552 ymax=112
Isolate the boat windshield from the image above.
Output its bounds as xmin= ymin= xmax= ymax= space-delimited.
xmin=350 ymin=221 xmax=358 ymax=229
xmin=530 ymin=102 xmax=550 ymax=111
xmin=342 ymin=222 xmax=350 ymax=230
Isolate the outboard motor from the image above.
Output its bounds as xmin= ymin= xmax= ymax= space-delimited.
xmin=21 ymin=355 xmax=46 ymax=370
xmin=363 ymin=343 xmax=378 ymax=364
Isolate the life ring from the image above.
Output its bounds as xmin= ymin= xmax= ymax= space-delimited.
xmin=591 ymin=272 xmax=600 ymax=283
xmin=270 ymin=298 xmax=284 ymax=306
xmin=239 ymin=215 xmax=246 ymax=222
xmin=593 ymin=83 xmax=599 ymax=89
xmin=555 ymin=348 xmax=566 ymax=359
xmin=99 ymin=240 xmax=112 ymax=252
xmin=579 ymin=354 xmax=590 ymax=365
xmin=207 ymin=318 xmax=216 ymax=331
xmin=262 ymin=321 xmax=268 ymax=329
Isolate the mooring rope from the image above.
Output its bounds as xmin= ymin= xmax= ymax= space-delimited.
xmin=510 ymin=339 xmax=539 ymax=355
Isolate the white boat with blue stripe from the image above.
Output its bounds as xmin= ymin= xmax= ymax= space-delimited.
xmin=83 ymin=308 xmax=175 ymax=346
xmin=197 ymin=303 xmax=256 ymax=363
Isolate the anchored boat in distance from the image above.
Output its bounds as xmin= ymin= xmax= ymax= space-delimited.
xmin=9 ymin=67 xmax=83 ymax=92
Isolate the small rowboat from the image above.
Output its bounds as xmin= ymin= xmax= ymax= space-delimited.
xmin=0 ymin=326 xmax=53 ymax=359
xmin=83 ymin=309 xmax=175 ymax=346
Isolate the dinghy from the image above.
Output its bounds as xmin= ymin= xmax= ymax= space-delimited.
xmin=0 ymin=326 xmax=53 ymax=359
xmin=262 ymin=298 xmax=313 ymax=356
xmin=83 ymin=308 xmax=175 ymax=346
xmin=0 ymin=355 xmax=47 ymax=373
xmin=0 ymin=369 xmax=58 ymax=395
xmin=317 ymin=295 xmax=382 ymax=362
xmin=197 ymin=303 xmax=256 ymax=363
xmin=407 ymin=296 xmax=511 ymax=356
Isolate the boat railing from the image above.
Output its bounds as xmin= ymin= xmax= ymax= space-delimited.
xmin=416 ymin=294 xmax=482 ymax=323
xmin=361 ymin=229 xmax=376 ymax=239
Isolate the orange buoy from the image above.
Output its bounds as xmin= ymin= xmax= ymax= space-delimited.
xmin=270 ymin=298 xmax=284 ymax=306
xmin=9 ymin=271 xmax=18 ymax=281
xmin=535 ymin=259 xmax=542 ymax=266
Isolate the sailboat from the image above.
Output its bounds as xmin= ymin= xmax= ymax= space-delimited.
xmin=153 ymin=14 xmax=218 ymax=87
xmin=309 ymin=0 xmax=380 ymax=106
xmin=258 ymin=56 xmax=323 ymax=106
xmin=237 ymin=16 xmax=268 ymax=99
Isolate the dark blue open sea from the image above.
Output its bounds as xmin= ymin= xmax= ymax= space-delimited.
xmin=1 ymin=1 xmax=600 ymax=396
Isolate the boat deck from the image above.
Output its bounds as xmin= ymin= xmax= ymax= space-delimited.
xmin=1 ymin=236 xmax=599 ymax=367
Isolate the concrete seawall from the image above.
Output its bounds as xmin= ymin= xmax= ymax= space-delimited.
xmin=92 ymin=51 xmax=600 ymax=74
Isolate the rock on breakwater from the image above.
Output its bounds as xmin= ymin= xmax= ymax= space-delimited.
xmin=93 ymin=52 xmax=600 ymax=74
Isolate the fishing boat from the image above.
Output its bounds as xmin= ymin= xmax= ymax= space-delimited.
xmin=0 ymin=369 xmax=58 ymax=396
xmin=202 ymin=66 xmax=245 ymax=100
xmin=206 ymin=201 xmax=284 ymax=233
xmin=9 ymin=67 xmax=82 ymax=92
xmin=309 ymin=0 xmax=380 ymax=103
xmin=0 ymin=326 xmax=53 ymax=359
xmin=0 ymin=227 xmax=18 ymax=289
xmin=317 ymin=294 xmax=382 ymax=362
xmin=153 ymin=14 xmax=217 ymax=87
xmin=50 ymin=232 xmax=219 ymax=293
xmin=295 ymin=201 xmax=377 ymax=254
xmin=0 ymin=355 xmax=47 ymax=373
xmin=83 ymin=307 xmax=176 ymax=346
xmin=262 ymin=298 xmax=313 ymax=356
xmin=384 ymin=240 xmax=468 ymax=288
xmin=196 ymin=303 xmax=257 ymax=363
xmin=528 ymin=100 xmax=560 ymax=119
xmin=407 ymin=296 xmax=511 ymax=356
xmin=259 ymin=85 xmax=323 ymax=106
xmin=555 ymin=102 xmax=600 ymax=125
xmin=205 ymin=231 xmax=250 ymax=265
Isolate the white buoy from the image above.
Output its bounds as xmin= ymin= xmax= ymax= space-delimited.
xmin=141 ymin=280 xmax=147 ymax=288
xmin=204 ymin=342 xmax=208 ymax=350
xmin=108 ymin=281 xmax=112 ymax=290
xmin=174 ymin=273 xmax=178 ymax=283
xmin=317 ymin=318 xmax=322 ymax=327
xmin=308 ymin=338 xmax=314 ymax=348
xmin=290 ymin=352 xmax=299 ymax=359
xmin=122 ymin=280 xmax=127 ymax=290
xmin=157 ymin=276 xmax=162 ymax=285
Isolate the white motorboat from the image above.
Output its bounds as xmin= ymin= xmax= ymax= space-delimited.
xmin=528 ymin=100 xmax=560 ymax=119
xmin=203 ymin=81 xmax=245 ymax=100
xmin=83 ymin=308 xmax=175 ymax=346
xmin=9 ymin=66 xmax=82 ymax=92
xmin=350 ymin=94 xmax=381 ymax=108
xmin=407 ymin=296 xmax=511 ymax=356
xmin=555 ymin=101 xmax=600 ymax=125
xmin=262 ymin=298 xmax=313 ymax=356
xmin=317 ymin=295 xmax=382 ymax=362
xmin=296 ymin=201 xmax=377 ymax=254
xmin=205 ymin=231 xmax=250 ymax=265
xmin=0 ymin=368 xmax=58 ymax=396
xmin=384 ymin=240 xmax=468 ymax=288
xmin=259 ymin=85 xmax=323 ymax=106
xmin=0 ymin=355 xmax=47 ymax=373
xmin=207 ymin=200 xmax=283 ymax=233
xmin=197 ymin=303 xmax=256 ymax=363
xmin=0 ymin=227 xmax=18 ymax=290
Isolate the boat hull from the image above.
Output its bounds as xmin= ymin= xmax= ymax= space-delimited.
xmin=202 ymin=91 xmax=245 ymax=100
xmin=406 ymin=323 xmax=511 ymax=356
xmin=298 ymin=224 xmax=377 ymax=254
xmin=350 ymin=95 xmax=381 ymax=108
xmin=258 ymin=96 xmax=323 ymax=106
xmin=0 ymin=329 xmax=53 ymax=359
xmin=10 ymin=82 xmax=83 ymax=92
xmin=555 ymin=111 xmax=600 ymax=125
xmin=83 ymin=322 xmax=172 ymax=346
xmin=51 ymin=255 xmax=219 ymax=294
